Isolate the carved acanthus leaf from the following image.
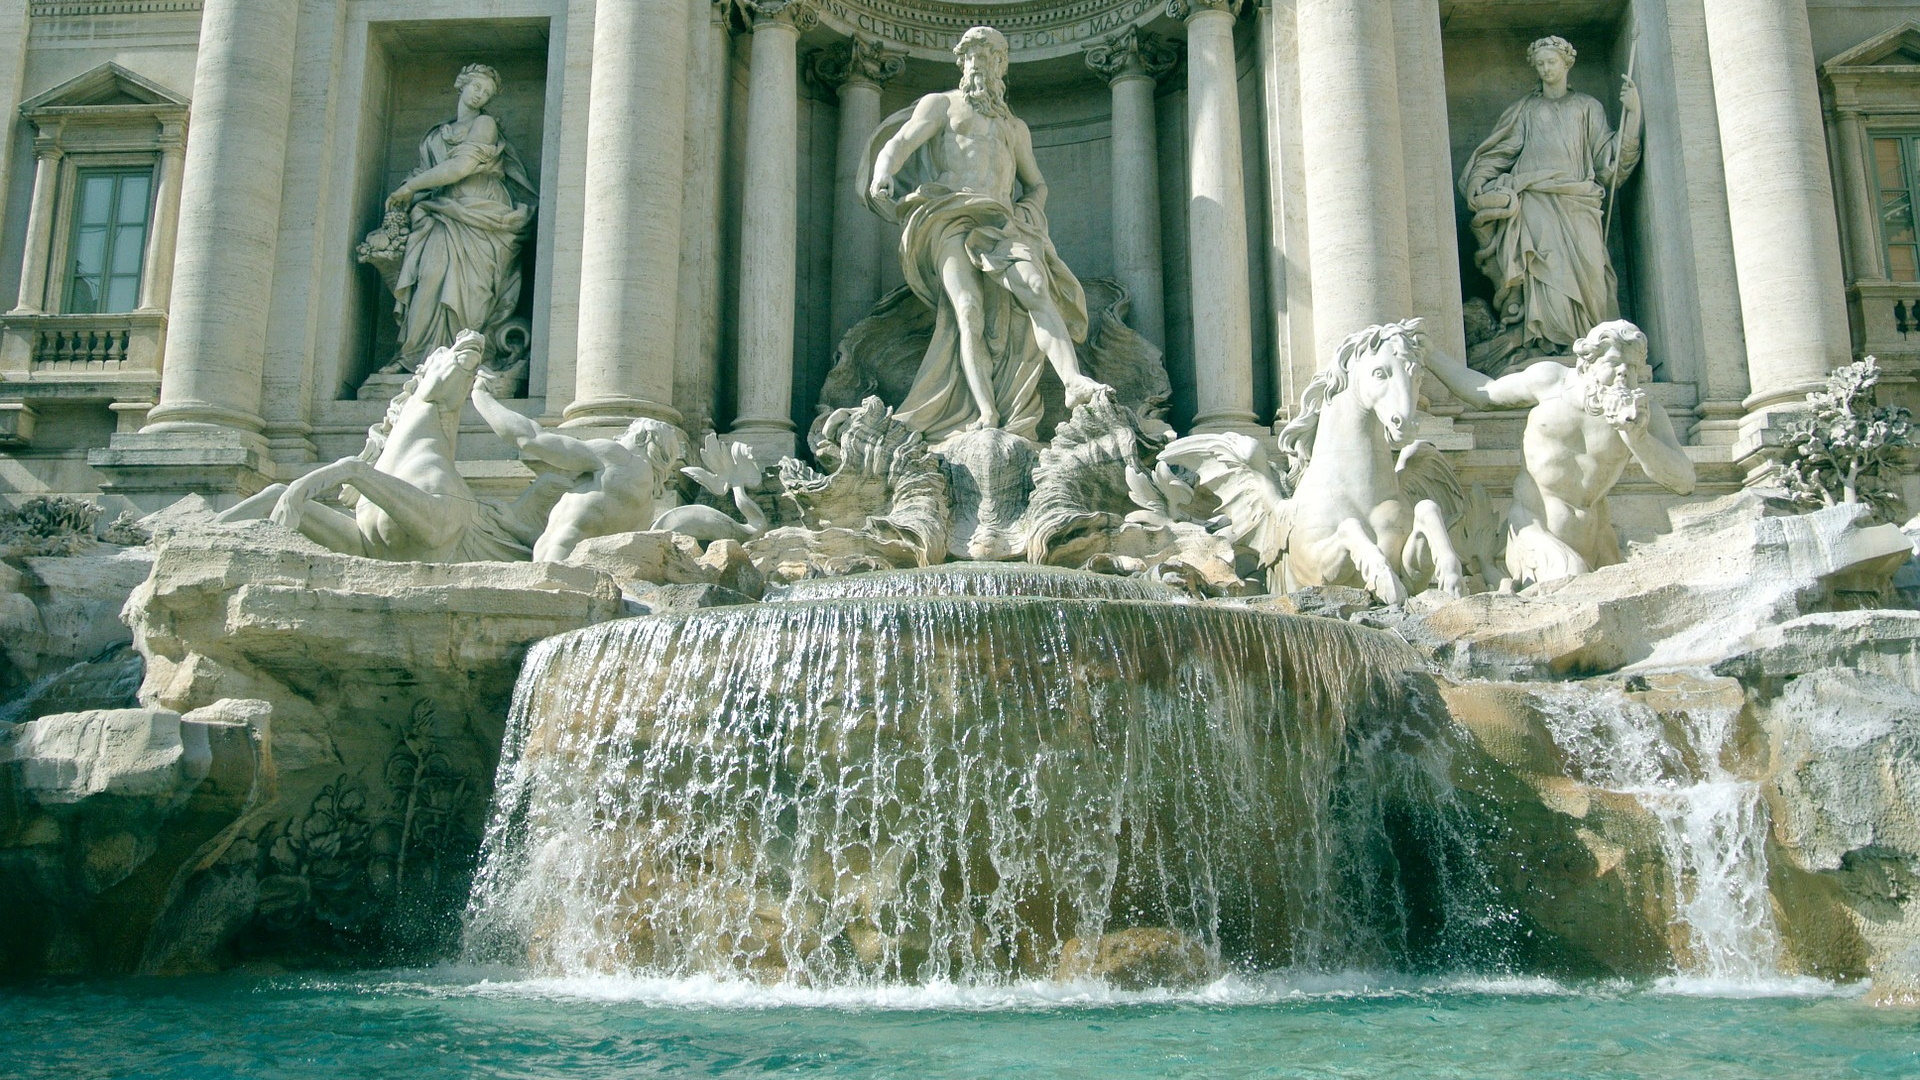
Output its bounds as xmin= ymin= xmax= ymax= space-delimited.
xmin=746 ymin=0 xmax=820 ymax=31
xmin=1083 ymin=27 xmax=1181 ymax=84
xmin=1166 ymin=0 xmax=1245 ymax=20
xmin=811 ymin=33 xmax=907 ymax=93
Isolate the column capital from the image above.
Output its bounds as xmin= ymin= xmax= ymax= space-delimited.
xmin=1168 ymin=0 xmax=1245 ymax=22
xmin=1084 ymin=27 xmax=1182 ymax=85
xmin=745 ymin=0 xmax=819 ymax=33
xmin=809 ymin=33 xmax=906 ymax=95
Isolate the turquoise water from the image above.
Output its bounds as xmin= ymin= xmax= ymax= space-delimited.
xmin=4 ymin=970 xmax=1916 ymax=1079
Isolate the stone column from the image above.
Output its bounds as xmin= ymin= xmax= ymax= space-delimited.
xmin=565 ymin=0 xmax=691 ymax=428
xmin=813 ymin=33 xmax=904 ymax=345
xmin=1701 ymin=0 xmax=1851 ymax=413
xmin=142 ymin=0 xmax=299 ymax=435
xmin=1175 ymin=0 xmax=1260 ymax=434
xmin=1393 ymin=0 xmax=1464 ymax=363
xmin=137 ymin=119 xmax=188 ymax=312
xmin=1295 ymin=0 xmax=1412 ymax=363
xmin=1085 ymin=27 xmax=1179 ymax=350
xmin=731 ymin=0 xmax=817 ymax=462
xmin=674 ymin=0 xmax=740 ymax=435
xmin=8 ymin=135 xmax=60 ymax=314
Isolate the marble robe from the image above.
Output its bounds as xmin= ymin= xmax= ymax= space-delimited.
xmin=1460 ymin=90 xmax=1639 ymax=354
xmin=393 ymin=113 xmax=537 ymax=367
xmin=860 ymin=106 xmax=1088 ymax=445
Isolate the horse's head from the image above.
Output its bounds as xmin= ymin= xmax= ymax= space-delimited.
xmin=1330 ymin=318 xmax=1427 ymax=446
xmin=414 ymin=329 xmax=487 ymax=411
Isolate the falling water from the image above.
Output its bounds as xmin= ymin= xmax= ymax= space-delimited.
xmin=1534 ymin=684 xmax=1781 ymax=982
xmin=466 ymin=566 xmax=1497 ymax=985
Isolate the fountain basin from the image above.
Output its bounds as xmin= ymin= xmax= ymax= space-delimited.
xmin=468 ymin=566 xmax=1453 ymax=984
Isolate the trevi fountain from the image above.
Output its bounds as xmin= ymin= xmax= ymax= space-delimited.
xmin=2 ymin=1 xmax=1920 ymax=1076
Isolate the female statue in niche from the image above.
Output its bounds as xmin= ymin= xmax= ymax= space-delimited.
xmin=362 ymin=63 xmax=537 ymax=373
xmin=1460 ymin=35 xmax=1640 ymax=372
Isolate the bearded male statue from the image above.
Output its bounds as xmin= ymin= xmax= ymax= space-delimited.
xmin=1421 ymin=320 xmax=1695 ymax=587
xmin=861 ymin=26 xmax=1110 ymax=446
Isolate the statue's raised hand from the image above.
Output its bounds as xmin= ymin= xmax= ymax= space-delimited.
xmin=1620 ymin=75 xmax=1641 ymax=116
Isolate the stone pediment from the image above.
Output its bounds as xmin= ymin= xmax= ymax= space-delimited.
xmin=19 ymin=62 xmax=188 ymax=117
xmin=1825 ymin=22 xmax=1920 ymax=75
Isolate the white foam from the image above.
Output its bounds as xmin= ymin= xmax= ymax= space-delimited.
xmin=1649 ymin=974 xmax=1857 ymax=999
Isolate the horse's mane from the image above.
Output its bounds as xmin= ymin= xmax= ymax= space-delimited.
xmin=1275 ymin=318 xmax=1429 ymax=483
xmin=359 ymin=367 xmax=428 ymax=463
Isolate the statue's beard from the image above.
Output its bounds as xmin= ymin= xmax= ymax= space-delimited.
xmin=1582 ymin=373 xmax=1641 ymax=426
xmin=960 ymin=63 xmax=1011 ymax=119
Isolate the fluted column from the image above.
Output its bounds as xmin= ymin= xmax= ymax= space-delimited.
xmin=731 ymin=0 xmax=816 ymax=462
xmin=144 ymin=0 xmax=299 ymax=434
xmin=1086 ymin=27 xmax=1179 ymax=350
xmin=1174 ymin=0 xmax=1259 ymax=434
xmin=9 ymin=135 xmax=60 ymax=314
xmin=137 ymin=119 xmax=188 ymax=312
xmin=813 ymin=33 xmax=904 ymax=344
xmin=1702 ymin=0 xmax=1850 ymax=413
xmin=566 ymin=0 xmax=691 ymax=428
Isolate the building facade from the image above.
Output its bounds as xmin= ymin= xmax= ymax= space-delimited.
xmin=0 ymin=0 xmax=1915 ymax=525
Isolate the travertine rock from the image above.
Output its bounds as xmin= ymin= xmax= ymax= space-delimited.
xmin=1054 ymin=927 xmax=1218 ymax=990
xmin=0 ymin=547 xmax=153 ymax=699
xmin=561 ymin=529 xmax=763 ymax=600
xmin=0 ymin=702 xmax=258 ymax=974
xmin=1413 ymin=491 xmax=1916 ymax=676
xmin=18 ymin=520 xmax=630 ymax=974
xmin=8 ymin=707 xmax=209 ymax=805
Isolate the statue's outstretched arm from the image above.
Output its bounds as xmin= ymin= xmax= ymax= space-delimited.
xmin=472 ymin=380 xmax=602 ymax=475
xmin=1426 ymin=347 xmax=1559 ymax=410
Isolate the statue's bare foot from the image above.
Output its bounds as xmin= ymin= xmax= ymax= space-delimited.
xmin=1062 ymin=375 xmax=1110 ymax=411
xmin=966 ymin=410 xmax=1002 ymax=432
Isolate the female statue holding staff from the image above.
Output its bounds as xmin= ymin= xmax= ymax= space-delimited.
xmin=1461 ymin=36 xmax=1641 ymax=370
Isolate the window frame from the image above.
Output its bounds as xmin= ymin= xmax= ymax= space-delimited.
xmin=43 ymin=152 xmax=161 ymax=315
xmin=59 ymin=163 xmax=158 ymax=316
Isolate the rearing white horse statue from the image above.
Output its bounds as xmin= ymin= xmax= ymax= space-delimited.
xmin=1163 ymin=319 xmax=1467 ymax=604
xmin=266 ymin=329 xmax=546 ymax=561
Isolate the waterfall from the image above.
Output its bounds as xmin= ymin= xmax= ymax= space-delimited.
xmin=465 ymin=566 xmax=1498 ymax=985
xmin=1534 ymin=684 xmax=1781 ymax=982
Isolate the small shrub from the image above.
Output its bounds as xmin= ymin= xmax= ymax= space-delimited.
xmin=1780 ymin=357 xmax=1915 ymax=524
xmin=0 ymin=496 xmax=101 ymax=557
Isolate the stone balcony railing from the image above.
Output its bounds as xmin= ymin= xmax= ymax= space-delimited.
xmin=0 ymin=311 xmax=165 ymax=445
xmin=0 ymin=310 xmax=166 ymax=379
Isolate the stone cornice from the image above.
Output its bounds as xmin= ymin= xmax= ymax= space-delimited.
xmin=31 ymin=1 xmax=201 ymax=15
xmin=1084 ymin=26 xmax=1181 ymax=84
xmin=809 ymin=34 xmax=907 ymax=94
xmin=815 ymin=0 xmax=1163 ymax=63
